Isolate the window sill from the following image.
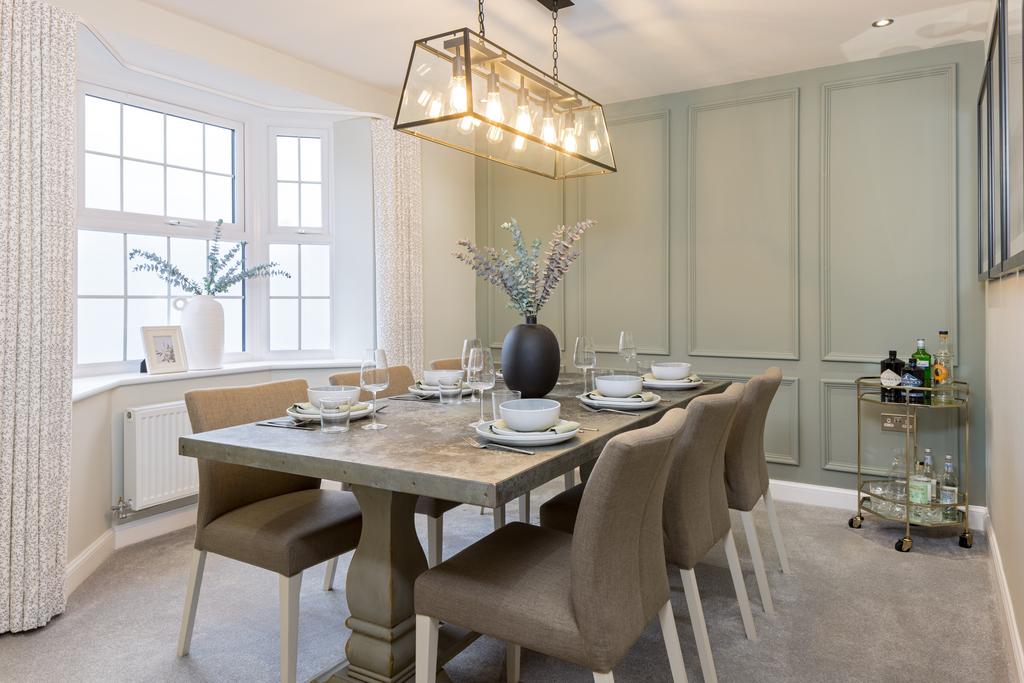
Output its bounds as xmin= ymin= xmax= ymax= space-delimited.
xmin=72 ymin=358 xmax=361 ymax=403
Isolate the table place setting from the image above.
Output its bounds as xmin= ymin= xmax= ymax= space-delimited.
xmin=641 ymin=361 xmax=706 ymax=390
xmin=578 ymin=374 xmax=662 ymax=411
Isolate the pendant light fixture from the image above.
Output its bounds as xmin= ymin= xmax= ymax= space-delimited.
xmin=394 ymin=0 xmax=616 ymax=179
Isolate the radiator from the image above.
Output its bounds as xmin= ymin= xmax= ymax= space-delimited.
xmin=123 ymin=401 xmax=197 ymax=510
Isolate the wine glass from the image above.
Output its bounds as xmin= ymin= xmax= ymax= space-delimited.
xmin=360 ymin=349 xmax=389 ymax=431
xmin=467 ymin=347 xmax=496 ymax=427
xmin=461 ymin=338 xmax=482 ymax=403
xmin=573 ymin=336 xmax=597 ymax=393
xmin=618 ymin=331 xmax=637 ymax=373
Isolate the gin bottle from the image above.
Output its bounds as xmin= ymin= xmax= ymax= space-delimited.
xmin=940 ymin=454 xmax=959 ymax=522
xmin=922 ymin=450 xmax=937 ymax=501
xmin=911 ymin=339 xmax=933 ymax=405
xmin=880 ymin=351 xmax=905 ymax=403
xmin=933 ymin=331 xmax=955 ymax=404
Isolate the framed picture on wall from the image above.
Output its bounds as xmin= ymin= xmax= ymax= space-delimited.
xmin=980 ymin=67 xmax=992 ymax=279
xmin=1005 ymin=0 xmax=1024 ymax=272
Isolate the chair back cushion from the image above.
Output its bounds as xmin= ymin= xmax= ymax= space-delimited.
xmin=569 ymin=413 xmax=676 ymax=671
xmin=429 ymin=357 xmax=462 ymax=370
xmin=184 ymin=379 xmax=320 ymax=531
xmin=724 ymin=368 xmax=783 ymax=511
xmin=662 ymin=385 xmax=741 ymax=569
xmin=329 ymin=365 xmax=416 ymax=400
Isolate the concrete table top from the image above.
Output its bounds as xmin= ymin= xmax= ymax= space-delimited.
xmin=179 ymin=377 xmax=729 ymax=507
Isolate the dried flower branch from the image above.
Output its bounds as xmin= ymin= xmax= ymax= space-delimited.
xmin=454 ymin=218 xmax=594 ymax=318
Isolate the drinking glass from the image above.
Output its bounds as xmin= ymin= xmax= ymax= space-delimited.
xmin=573 ymin=336 xmax=597 ymax=393
xmin=467 ymin=348 xmax=496 ymax=426
xmin=320 ymin=397 xmax=351 ymax=433
xmin=491 ymin=389 xmax=521 ymax=423
xmin=461 ymin=338 xmax=482 ymax=402
xmin=438 ymin=372 xmax=464 ymax=405
xmin=618 ymin=331 xmax=637 ymax=372
xmin=360 ymin=349 xmax=389 ymax=430
xmin=637 ymin=359 xmax=652 ymax=378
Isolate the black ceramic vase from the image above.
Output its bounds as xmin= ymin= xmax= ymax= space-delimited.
xmin=501 ymin=316 xmax=561 ymax=398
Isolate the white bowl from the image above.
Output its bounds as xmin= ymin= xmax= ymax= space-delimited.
xmin=308 ymin=385 xmax=361 ymax=408
xmin=500 ymin=398 xmax=561 ymax=432
xmin=651 ymin=362 xmax=692 ymax=381
xmin=423 ymin=369 xmax=463 ymax=386
xmin=595 ymin=374 xmax=644 ymax=398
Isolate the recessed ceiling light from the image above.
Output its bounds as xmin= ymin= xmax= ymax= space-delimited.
xmin=872 ymin=17 xmax=894 ymax=28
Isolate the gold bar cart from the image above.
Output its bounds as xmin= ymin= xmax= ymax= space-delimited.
xmin=848 ymin=377 xmax=972 ymax=552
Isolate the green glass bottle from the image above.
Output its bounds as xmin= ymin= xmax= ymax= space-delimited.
xmin=911 ymin=338 xmax=933 ymax=405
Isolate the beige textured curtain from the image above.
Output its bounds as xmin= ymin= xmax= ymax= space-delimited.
xmin=0 ymin=0 xmax=77 ymax=633
xmin=370 ymin=119 xmax=423 ymax=378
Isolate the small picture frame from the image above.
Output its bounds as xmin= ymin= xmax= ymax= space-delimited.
xmin=141 ymin=326 xmax=189 ymax=374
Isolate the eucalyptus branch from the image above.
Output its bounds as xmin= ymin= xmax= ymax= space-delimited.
xmin=128 ymin=250 xmax=202 ymax=295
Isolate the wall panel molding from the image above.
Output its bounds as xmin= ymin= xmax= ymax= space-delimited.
xmin=819 ymin=379 xmax=866 ymax=474
xmin=702 ymin=372 xmax=800 ymax=466
xmin=819 ymin=64 xmax=958 ymax=363
xmin=687 ymin=89 xmax=800 ymax=360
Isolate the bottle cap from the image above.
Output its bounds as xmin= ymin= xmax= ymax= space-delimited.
xmin=916 ymin=338 xmax=925 ymax=348
xmin=924 ymin=448 xmax=932 ymax=453
xmin=938 ymin=329 xmax=948 ymax=335
xmin=888 ymin=350 xmax=898 ymax=357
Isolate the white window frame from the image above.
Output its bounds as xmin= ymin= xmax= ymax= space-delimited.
xmin=268 ymin=126 xmax=331 ymax=236
xmin=77 ymin=84 xmax=246 ymax=240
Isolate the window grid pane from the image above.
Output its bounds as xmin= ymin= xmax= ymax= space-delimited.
xmin=274 ymin=134 xmax=324 ymax=230
xmin=268 ymin=242 xmax=330 ymax=351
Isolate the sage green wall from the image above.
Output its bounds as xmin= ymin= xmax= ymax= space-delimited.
xmin=474 ymin=42 xmax=988 ymax=501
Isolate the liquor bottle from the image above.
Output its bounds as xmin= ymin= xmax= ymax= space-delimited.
xmin=908 ymin=460 xmax=930 ymax=523
xmin=911 ymin=338 xmax=933 ymax=405
xmin=922 ymin=450 xmax=937 ymax=502
xmin=880 ymin=351 xmax=905 ymax=403
xmin=902 ymin=353 xmax=925 ymax=405
xmin=933 ymin=330 xmax=955 ymax=404
xmin=940 ymin=454 xmax=959 ymax=522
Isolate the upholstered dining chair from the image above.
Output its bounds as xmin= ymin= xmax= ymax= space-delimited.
xmin=178 ymin=379 xmax=363 ymax=683
xmin=724 ymin=367 xmax=789 ymax=616
xmin=414 ymin=412 xmax=687 ymax=683
xmin=428 ymin=357 xmax=462 ymax=370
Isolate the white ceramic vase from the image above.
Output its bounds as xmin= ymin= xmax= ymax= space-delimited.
xmin=173 ymin=295 xmax=224 ymax=370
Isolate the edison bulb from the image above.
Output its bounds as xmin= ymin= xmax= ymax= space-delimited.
xmin=513 ymin=135 xmax=526 ymax=151
xmin=427 ymin=95 xmax=443 ymax=119
xmin=487 ymin=125 xmax=503 ymax=143
xmin=589 ymin=131 xmax=601 ymax=154
xmin=458 ymin=116 xmax=475 ymax=133
xmin=541 ymin=116 xmax=558 ymax=144
xmin=514 ymin=104 xmax=533 ymax=134
xmin=449 ymin=77 xmax=467 ymax=113
xmin=485 ymin=91 xmax=504 ymax=123
xmin=562 ymin=128 xmax=578 ymax=153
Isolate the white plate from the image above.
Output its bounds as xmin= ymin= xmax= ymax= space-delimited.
xmin=286 ymin=404 xmax=376 ymax=423
xmin=490 ymin=419 xmax=577 ymax=437
xmin=643 ymin=378 xmax=705 ymax=390
xmin=475 ymin=421 xmax=578 ymax=447
xmin=408 ymin=384 xmax=475 ymax=397
xmin=578 ymin=393 xmax=661 ymax=410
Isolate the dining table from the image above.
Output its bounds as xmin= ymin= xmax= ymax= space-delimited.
xmin=178 ymin=374 xmax=728 ymax=683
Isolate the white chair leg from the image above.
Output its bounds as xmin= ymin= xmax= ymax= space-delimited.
xmin=279 ymin=573 xmax=302 ymax=683
xmin=740 ymin=510 xmax=775 ymax=616
xmin=563 ymin=470 xmax=575 ymax=489
xmin=176 ymin=549 xmax=207 ymax=656
xmin=518 ymin=493 xmax=531 ymax=524
xmin=679 ymin=569 xmax=716 ymax=683
xmin=593 ymin=672 xmax=615 ymax=682
xmin=493 ymin=504 xmax=506 ymax=530
xmin=506 ymin=642 xmax=521 ymax=683
xmin=322 ymin=557 xmax=338 ymax=591
xmin=723 ymin=529 xmax=758 ymax=641
xmin=427 ymin=515 xmax=443 ymax=568
xmin=657 ymin=599 xmax=688 ymax=683
xmin=763 ymin=489 xmax=791 ymax=574
xmin=416 ymin=614 xmax=439 ymax=683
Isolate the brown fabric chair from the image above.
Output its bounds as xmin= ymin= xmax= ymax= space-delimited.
xmin=329 ymin=365 xmax=460 ymax=568
xmin=723 ymin=368 xmax=789 ymax=617
xmin=177 ymin=379 xmax=363 ymax=683
xmin=414 ymin=412 xmax=688 ymax=683
xmin=428 ymin=357 xmax=462 ymax=370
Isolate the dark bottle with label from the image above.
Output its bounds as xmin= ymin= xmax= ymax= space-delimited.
xmin=880 ymin=351 xmax=905 ymax=403
xmin=901 ymin=351 xmax=925 ymax=405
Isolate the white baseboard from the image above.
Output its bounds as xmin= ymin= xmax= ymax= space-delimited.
xmin=65 ymin=529 xmax=114 ymax=595
xmin=768 ymin=478 xmax=988 ymax=531
xmin=113 ymin=503 xmax=197 ymax=549
xmin=988 ymin=519 xmax=1024 ymax=682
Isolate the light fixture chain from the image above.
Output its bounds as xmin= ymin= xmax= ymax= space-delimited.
xmin=551 ymin=7 xmax=559 ymax=79
xmin=479 ymin=0 xmax=485 ymax=36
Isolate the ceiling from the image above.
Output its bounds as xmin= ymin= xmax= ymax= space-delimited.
xmin=141 ymin=0 xmax=990 ymax=103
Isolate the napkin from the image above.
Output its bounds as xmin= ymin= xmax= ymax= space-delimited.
xmin=587 ymin=390 xmax=656 ymax=402
xmin=642 ymin=373 xmax=702 ymax=383
xmin=291 ymin=401 xmax=369 ymax=414
xmin=492 ymin=419 xmax=580 ymax=434
xmin=416 ymin=380 xmax=469 ymax=390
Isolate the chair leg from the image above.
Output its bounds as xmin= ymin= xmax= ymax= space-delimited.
xmin=723 ymin=529 xmax=758 ymax=641
xmin=426 ymin=515 xmax=443 ymax=568
xmin=493 ymin=504 xmax=506 ymax=530
xmin=740 ymin=510 xmax=775 ymax=616
xmin=176 ymin=549 xmax=207 ymax=657
xmin=563 ymin=470 xmax=575 ymax=489
xmin=679 ymin=569 xmax=716 ymax=683
xmin=593 ymin=672 xmax=615 ymax=682
xmin=416 ymin=614 xmax=439 ymax=683
xmin=518 ymin=493 xmax=531 ymax=524
xmin=657 ymin=599 xmax=688 ymax=683
xmin=763 ymin=489 xmax=791 ymax=574
xmin=279 ymin=573 xmax=302 ymax=683
xmin=506 ymin=642 xmax=521 ymax=682
xmin=322 ymin=557 xmax=338 ymax=591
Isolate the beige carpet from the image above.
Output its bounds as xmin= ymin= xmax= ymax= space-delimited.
xmin=0 ymin=481 xmax=1013 ymax=682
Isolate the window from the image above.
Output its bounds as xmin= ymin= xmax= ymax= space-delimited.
xmin=82 ymin=93 xmax=240 ymax=228
xmin=271 ymin=130 xmax=328 ymax=232
xmin=268 ymin=243 xmax=331 ymax=351
xmin=76 ymin=230 xmax=245 ymax=365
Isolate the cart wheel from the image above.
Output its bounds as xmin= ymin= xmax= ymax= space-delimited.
xmin=895 ymin=537 xmax=913 ymax=552
xmin=959 ymin=532 xmax=973 ymax=549
xmin=848 ymin=516 xmax=863 ymax=529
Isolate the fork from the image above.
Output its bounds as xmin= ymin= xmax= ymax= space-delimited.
xmin=462 ymin=438 xmax=535 ymax=455
xmin=579 ymin=404 xmax=637 ymax=416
